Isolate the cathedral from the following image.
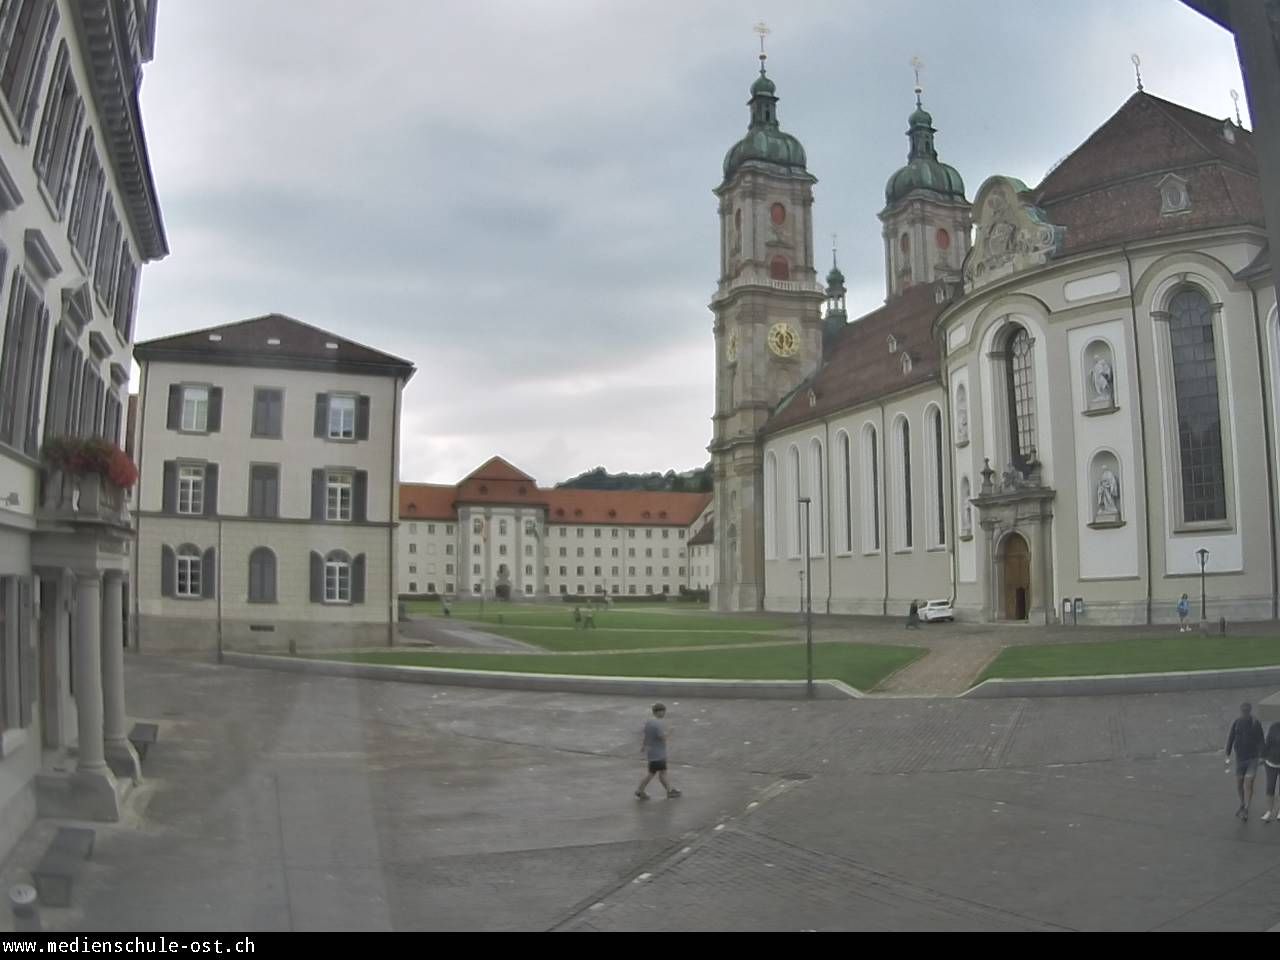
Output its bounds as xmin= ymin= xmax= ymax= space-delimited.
xmin=710 ymin=54 xmax=1276 ymax=625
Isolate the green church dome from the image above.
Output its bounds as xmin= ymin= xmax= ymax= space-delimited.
xmin=723 ymin=67 xmax=808 ymax=180
xmin=884 ymin=97 xmax=966 ymax=205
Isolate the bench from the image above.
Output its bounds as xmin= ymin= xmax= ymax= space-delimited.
xmin=128 ymin=722 xmax=159 ymax=763
xmin=32 ymin=827 xmax=94 ymax=908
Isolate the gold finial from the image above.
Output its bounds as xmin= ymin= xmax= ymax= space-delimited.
xmin=753 ymin=21 xmax=770 ymax=72
xmin=910 ymin=55 xmax=924 ymax=106
xmin=1131 ymin=53 xmax=1143 ymax=92
xmin=1231 ymin=88 xmax=1243 ymax=126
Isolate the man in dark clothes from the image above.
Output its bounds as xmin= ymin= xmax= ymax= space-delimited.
xmin=1227 ymin=701 xmax=1266 ymax=821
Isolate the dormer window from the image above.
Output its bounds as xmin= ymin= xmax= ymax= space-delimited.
xmin=1157 ymin=173 xmax=1191 ymax=216
xmin=901 ymin=353 xmax=913 ymax=374
xmin=807 ymin=389 xmax=817 ymax=408
xmin=887 ymin=335 xmax=898 ymax=354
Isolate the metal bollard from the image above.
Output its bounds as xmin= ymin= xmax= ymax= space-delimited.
xmin=10 ymin=883 xmax=39 ymax=932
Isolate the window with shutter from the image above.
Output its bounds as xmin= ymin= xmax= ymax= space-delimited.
xmin=177 ymin=465 xmax=204 ymax=515
xmin=248 ymin=548 xmax=276 ymax=603
xmin=323 ymin=551 xmax=351 ymax=603
xmin=0 ymin=0 xmax=60 ymax=140
xmin=249 ymin=464 xmax=279 ymax=518
xmin=32 ymin=41 xmax=84 ymax=214
xmin=252 ymin=388 xmax=283 ymax=438
xmin=66 ymin=132 xmax=104 ymax=265
xmin=175 ymin=545 xmax=201 ymax=598
xmin=327 ymin=395 xmax=356 ymax=440
xmin=0 ymin=264 xmax=50 ymax=455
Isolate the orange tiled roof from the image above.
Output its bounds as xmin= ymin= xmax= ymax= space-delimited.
xmin=398 ymin=464 xmax=711 ymax=527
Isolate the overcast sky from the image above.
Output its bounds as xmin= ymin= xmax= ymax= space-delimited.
xmin=133 ymin=1 xmax=1245 ymax=485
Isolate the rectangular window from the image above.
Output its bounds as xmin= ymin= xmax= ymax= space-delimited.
xmin=327 ymin=395 xmax=356 ymax=439
xmin=628 ymin=529 xmax=635 ymax=539
xmin=679 ymin=530 xmax=686 ymax=539
xmin=594 ymin=548 xmax=601 ymax=558
xmin=525 ymin=520 xmax=536 ymax=535
xmin=629 ymin=585 xmax=636 ymax=595
xmin=629 ymin=567 xmax=635 ymax=575
xmin=427 ymin=523 xmax=435 ymax=534
xmin=92 ymin=198 xmax=121 ymax=307
xmin=177 ymin=465 xmax=205 ymax=515
xmin=576 ymin=565 xmax=584 ymax=575
xmin=324 ymin=560 xmax=351 ymax=603
xmin=525 ymin=564 xmax=533 ymax=575
xmin=662 ymin=530 xmax=669 ymax=539
xmin=679 ymin=567 xmax=686 ymax=576
xmin=576 ymin=548 xmax=584 ymax=557
xmin=445 ymin=544 xmax=454 ymax=555
xmin=646 ymin=530 xmax=653 ymax=539
xmin=628 ymin=548 xmax=635 ymax=557
xmin=326 ymin=471 xmax=353 ymax=521
xmin=181 ymin=385 xmax=209 ymax=432
xmin=611 ymin=566 xmax=619 ymax=575
xmin=559 ymin=547 xmax=567 ymax=557
xmin=559 ymin=566 xmax=567 ymax=576
xmin=499 ymin=519 xmax=508 ymax=535
xmin=0 ymin=265 xmax=50 ymax=455
xmin=409 ymin=523 xmax=417 ymax=534
xmin=646 ymin=566 xmax=653 ymax=576
xmin=0 ymin=0 xmax=59 ymax=140
xmin=252 ymin=388 xmax=283 ymax=438
xmin=176 ymin=552 xmax=201 ymax=598
xmin=248 ymin=464 xmax=279 ymax=519
xmin=473 ymin=544 xmax=481 ymax=556
xmin=473 ymin=518 xmax=483 ymax=534
xmin=67 ymin=133 xmax=103 ymax=264
xmin=409 ymin=582 xmax=417 ymax=593
xmin=32 ymin=41 xmax=82 ymax=214
xmin=446 ymin=564 xmax=454 ymax=575
xmin=408 ymin=565 xmax=416 ymax=574
xmin=594 ymin=529 xmax=601 ymax=538
xmin=408 ymin=543 xmax=417 ymax=554
xmin=612 ymin=528 xmax=618 ymax=538
xmin=498 ymin=545 xmax=508 ymax=556
xmin=473 ymin=564 xmax=481 ymax=575
xmin=576 ymin=529 xmax=584 ymax=539
xmin=645 ymin=548 xmax=653 ymax=558
xmin=446 ymin=525 xmax=454 ymax=535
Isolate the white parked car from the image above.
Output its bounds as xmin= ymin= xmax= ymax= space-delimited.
xmin=921 ymin=599 xmax=954 ymax=623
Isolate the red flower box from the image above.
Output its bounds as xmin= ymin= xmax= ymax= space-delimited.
xmin=43 ymin=436 xmax=138 ymax=490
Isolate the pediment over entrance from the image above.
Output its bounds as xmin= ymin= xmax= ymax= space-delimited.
xmin=962 ymin=176 xmax=1064 ymax=292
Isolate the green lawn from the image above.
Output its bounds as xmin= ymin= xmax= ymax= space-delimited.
xmin=483 ymin=625 xmax=789 ymax=652
xmin=331 ymin=642 xmax=925 ymax=691
xmin=405 ymin=599 xmax=789 ymax=633
xmin=981 ymin=635 xmax=1280 ymax=681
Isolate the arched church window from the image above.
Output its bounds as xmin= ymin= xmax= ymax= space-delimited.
xmin=863 ymin=425 xmax=880 ymax=553
xmin=1169 ymin=287 xmax=1227 ymax=522
xmin=809 ymin=438 xmax=825 ymax=555
xmin=898 ymin=417 xmax=913 ymax=549
xmin=930 ymin=406 xmax=945 ymax=546
xmin=838 ymin=431 xmax=853 ymax=554
xmin=788 ymin=445 xmax=802 ymax=558
xmin=770 ymin=256 xmax=790 ymax=281
xmin=1004 ymin=325 xmax=1037 ymax=470
xmin=764 ymin=452 xmax=779 ymax=560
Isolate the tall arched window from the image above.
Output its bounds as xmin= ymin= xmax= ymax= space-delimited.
xmin=1004 ymin=325 xmax=1037 ymax=469
xmin=1169 ymin=287 xmax=1227 ymax=522
xmin=764 ymin=452 xmax=778 ymax=560
xmin=838 ymin=430 xmax=853 ymax=553
xmin=787 ymin=445 xmax=802 ymax=558
xmin=897 ymin=417 xmax=913 ymax=549
xmin=809 ymin=438 xmax=825 ymax=555
xmin=863 ymin=425 xmax=880 ymax=552
xmin=248 ymin=547 xmax=277 ymax=603
xmin=930 ymin=406 xmax=946 ymax=546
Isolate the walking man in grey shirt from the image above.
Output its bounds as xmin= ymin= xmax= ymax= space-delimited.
xmin=636 ymin=703 xmax=681 ymax=800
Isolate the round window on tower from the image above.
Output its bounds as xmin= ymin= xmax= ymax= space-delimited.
xmin=770 ymin=203 xmax=786 ymax=226
xmin=936 ymin=228 xmax=951 ymax=251
xmin=899 ymin=233 xmax=910 ymax=254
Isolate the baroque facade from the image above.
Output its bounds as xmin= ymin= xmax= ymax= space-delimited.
xmin=712 ymin=58 xmax=1276 ymax=626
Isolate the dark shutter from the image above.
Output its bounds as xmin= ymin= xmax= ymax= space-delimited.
xmin=17 ymin=578 xmax=32 ymax=727
xmin=311 ymin=468 xmax=325 ymax=520
xmin=266 ymin=466 xmax=279 ymax=518
xmin=309 ymin=551 xmax=323 ymax=603
xmin=203 ymin=463 xmax=219 ymax=516
xmin=161 ymin=460 xmax=177 ymax=514
xmin=264 ymin=552 xmax=277 ymax=603
xmin=201 ymin=547 xmax=216 ymax=599
xmin=356 ymin=395 xmax=370 ymax=441
xmin=161 ymin=545 xmax=175 ymax=597
xmin=206 ymin=387 xmax=222 ymax=433
xmin=314 ymin=393 xmax=328 ymax=438
xmin=166 ymin=384 xmax=181 ymax=430
xmin=352 ymin=553 xmax=366 ymax=604
xmin=353 ymin=470 xmax=368 ymax=522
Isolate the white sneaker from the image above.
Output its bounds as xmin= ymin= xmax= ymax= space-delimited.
xmin=1264 ymin=811 xmax=1272 ymax=822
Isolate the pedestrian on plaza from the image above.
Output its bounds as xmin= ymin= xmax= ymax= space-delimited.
xmin=442 ymin=599 xmax=451 ymax=618
xmin=636 ymin=703 xmax=681 ymax=800
xmin=1226 ymin=701 xmax=1265 ymax=821
xmin=906 ymin=599 xmax=920 ymax=629
xmin=573 ymin=606 xmax=582 ymax=629
xmin=1177 ymin=593 xmax=1191 ymax=633
xmin=1263 ymin=721 xmax=1280 ymax=823
xmin=584 ymin=607 xmax=595 ymax=629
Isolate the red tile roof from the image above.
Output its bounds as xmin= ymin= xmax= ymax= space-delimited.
xmin=764 ymin=282 xmax=948 ymax=434
xmin=1035 ymin=93 xmax=1263 ymax=256
xmin=398 ymin=483 xmax=457 ymax=520
xmin=399 ymin=464 xmax=711 ymax=527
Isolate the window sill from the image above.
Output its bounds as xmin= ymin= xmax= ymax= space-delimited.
xmin=322 ymin=599 xmax=353 ymax=606
xmin=1172 ymin=520 xmax=1233 ymax=535
xmin=325 ymin=436 xmax=358 ymax=444
xmin=175 ymin=428 xmax=212 ymax=437
xmin=247 ymin=599 xmax=278 ymax=605
xmin=173 ymin=594 xmax=207 ymax=601
xmin=1081 ymin=405 xmax=1119 ymax=418
xmin=927 ymin=546 xmax=948 ymax=553
xmin=893 ymin=548 xmax=915 ymax=555
xmin=0 ymin=728 xmax=28 ymax=759
xmin=250 ymin=432 xmax=283 ymax=441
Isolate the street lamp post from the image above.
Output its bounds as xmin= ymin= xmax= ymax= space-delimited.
xmin=1196 ymin=547 xmax=1210 ymax=622
xmin=799 ymin=497 xmax=814 ymax=699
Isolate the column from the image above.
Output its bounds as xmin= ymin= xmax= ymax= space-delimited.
xmin=101 ymin=571 xmax=139 ymax=779
xmin=74 ymin=572 xmax=107 ymax=773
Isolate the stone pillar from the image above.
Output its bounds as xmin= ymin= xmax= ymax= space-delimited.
xmin=101 ymin=572 xmax=139 ymax=781
xmin=69 ymin=571 xmax=119 ymax=820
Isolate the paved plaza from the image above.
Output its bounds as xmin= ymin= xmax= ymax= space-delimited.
xmin=6 ymin=655 xmax=1280 ymax=931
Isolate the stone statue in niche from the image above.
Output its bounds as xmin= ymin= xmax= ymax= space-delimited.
xmin=1090 ymin=353 xmax=1114 ymax=408
xmin=962 ymin=501 xmax=973 ymax=536
xmin=1095 ymin=465 xmax=1120 ymax=521
xmin=955 ymin=390 xmax=969 ymax=443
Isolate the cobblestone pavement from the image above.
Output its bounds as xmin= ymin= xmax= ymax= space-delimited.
xmin=10 ymin=656 xmax=1280 ymax=931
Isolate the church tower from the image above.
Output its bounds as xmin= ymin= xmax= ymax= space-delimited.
xmin=879 ymin=79 xmax=971 ymax=300
xmin=709 ymin=44 xmax=824 ymax=612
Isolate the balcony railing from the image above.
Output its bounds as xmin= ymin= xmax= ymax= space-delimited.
xmin=39 ymin=468 xmax=132 ymax=528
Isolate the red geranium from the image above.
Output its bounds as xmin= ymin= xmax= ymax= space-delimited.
xmin=43 ymin=436 xmax=139 ymax=490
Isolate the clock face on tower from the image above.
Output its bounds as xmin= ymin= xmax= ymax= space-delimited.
xmin=767 ymin=322 xmax=799 ymax=358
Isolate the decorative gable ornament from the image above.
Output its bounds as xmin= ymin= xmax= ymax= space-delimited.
xmin=962 ymin=176 xmax=1064 ymax=292
xmin=1156 ymin=173 xmax=1191 ymax=216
